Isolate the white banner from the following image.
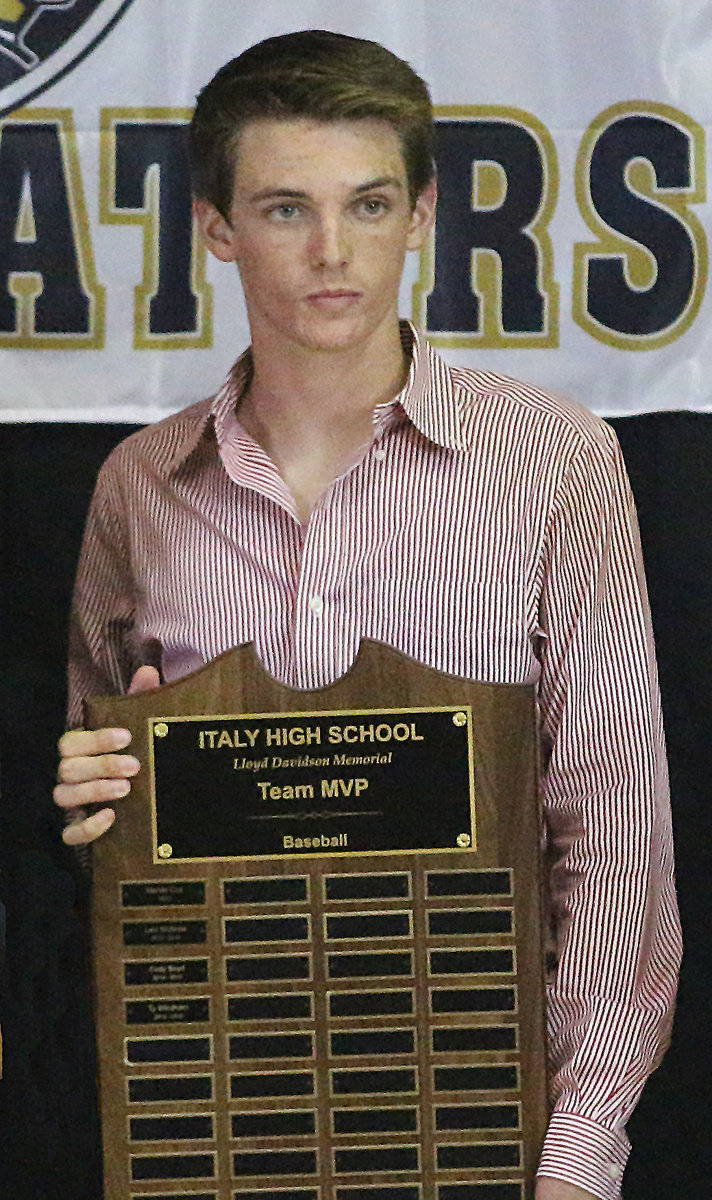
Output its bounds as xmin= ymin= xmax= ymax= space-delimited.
xmin=0 ymin=0 xmax=711 ymax=420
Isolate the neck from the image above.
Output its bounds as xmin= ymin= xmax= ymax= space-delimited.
xmin=236 ymin=319 xmax=410 ymax=522
xmin=245 ymin=319 xmax=408 ymax=432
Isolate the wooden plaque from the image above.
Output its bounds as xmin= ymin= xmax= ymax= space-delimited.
xmin=88 ymin=641 xmax=547 ymax=1200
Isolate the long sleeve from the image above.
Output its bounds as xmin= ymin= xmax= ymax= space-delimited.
xmin=67 ymin=454 xmax=138 ymax=728
xmin=534 ymin=425 xmax=681 ymax=1198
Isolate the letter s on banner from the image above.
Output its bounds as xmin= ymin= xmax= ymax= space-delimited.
xmin=573 ymin=100 xmax=707 ymax=350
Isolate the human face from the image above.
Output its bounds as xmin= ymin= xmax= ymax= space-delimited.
xmin=195 ymin=118 xmax=436 ymax=357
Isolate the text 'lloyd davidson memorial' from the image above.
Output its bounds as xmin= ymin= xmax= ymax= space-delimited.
xmin=87 ymin=641 xmax=547 ymax=1200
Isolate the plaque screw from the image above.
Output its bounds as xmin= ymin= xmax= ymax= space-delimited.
xmin=453 ymin=711 xmax=467 ymax=727
xmin=457 ymin=833 xmax=471 ymax=848
xmin=158 ymin=843 xmax=173 ymax=858
xmin=154 ymin=722 xmax=169 ymax=738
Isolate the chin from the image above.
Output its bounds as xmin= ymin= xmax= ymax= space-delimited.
xmin=297 ymin=313 xmax=383 ymax=354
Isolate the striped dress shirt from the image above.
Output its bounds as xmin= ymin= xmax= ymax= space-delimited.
xmin=69 ymin=324 xmax=680 ymax=1200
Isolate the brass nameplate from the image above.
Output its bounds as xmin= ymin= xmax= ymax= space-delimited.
xmin=149 ymin=706 xmax=476 ymax=862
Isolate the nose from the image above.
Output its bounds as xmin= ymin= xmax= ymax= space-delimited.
xmin=309 ymin=213 xmax=350 ymax=270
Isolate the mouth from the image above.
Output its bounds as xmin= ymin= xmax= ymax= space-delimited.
xmin=306 ymin=289 xmax=362 ymax=307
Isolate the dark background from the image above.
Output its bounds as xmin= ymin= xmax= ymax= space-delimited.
xmin=0 ymin=412 xmax=709 ymax=1198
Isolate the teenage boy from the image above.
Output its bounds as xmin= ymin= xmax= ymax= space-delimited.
xmin=54 ymin=30 xmax=680 ymax=1200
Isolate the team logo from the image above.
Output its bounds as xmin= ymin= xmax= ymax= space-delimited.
xmin=0 ymin=0 xmax=134 ymax=115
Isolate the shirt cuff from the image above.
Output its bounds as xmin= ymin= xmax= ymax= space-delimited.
xmin=537 ymin=1112 xmax=630 ymax=1200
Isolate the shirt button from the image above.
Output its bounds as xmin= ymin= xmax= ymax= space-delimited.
xmin=309 ymin=595 xmax=324 ymax=614
xmin=373 ymin=446 xmax=387 ymax=461
xmin=606 ymin=1162 xmax=623 ymax=1181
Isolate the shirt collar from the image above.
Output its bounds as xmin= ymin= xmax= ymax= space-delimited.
xmin=165 ymin=320 xmax=472 ymax=475
xmin=161 ymin=349 xmax=253 ymax=475
xmin=395 ymin=323 xmax=471 ymax=452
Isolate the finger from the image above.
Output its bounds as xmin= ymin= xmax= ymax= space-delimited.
xmin=54 ymin=777 xmax=130 ymax=811
xmin=129 ymin=665 xmax=160 ymax=694
xmin=57 ymin=752 xmax=140 ymax=785
xmin=58 ymin=726 xmax=131 ymax=758
xmin=62 ymin=806 xmax=116 ymax=846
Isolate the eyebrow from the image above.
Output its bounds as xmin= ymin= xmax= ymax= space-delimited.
xmin=247 ymin=176 xmax=405 ymax=203
xmin=354 ymin=176 xmax=405 ymax=194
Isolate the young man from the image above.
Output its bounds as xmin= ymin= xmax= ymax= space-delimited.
xmin=54 ymin=30 xmax=680 ymax=1200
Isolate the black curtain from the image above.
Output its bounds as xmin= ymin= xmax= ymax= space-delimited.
xmin=0 ymin=414 xmax=709 ymax=1199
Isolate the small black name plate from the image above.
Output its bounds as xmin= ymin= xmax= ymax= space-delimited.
xmin=126 ymin=997 xmax=210 ymax=1025
xmin=124 ymin=958 xmax=209 ymax=986
xmin=123 ymin=920 xmax=207 ymax=946
xmin=122 ymin=880 xmax=206 ymax=907
xmin=149 ymin=707 xmax=475 ymax=862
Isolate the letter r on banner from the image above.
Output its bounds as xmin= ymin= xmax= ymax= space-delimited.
xmin=414 ymin=108 xmax=559 ymax=348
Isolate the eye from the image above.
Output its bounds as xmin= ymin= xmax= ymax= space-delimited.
xmin=356 ymin=196 xmax=390 ymax=218
xmin=267 ymin=203 xmax=302 ymax=221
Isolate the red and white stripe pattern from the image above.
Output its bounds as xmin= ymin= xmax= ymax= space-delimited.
xmin=69 ymin=324 xmax=680 ymax=1200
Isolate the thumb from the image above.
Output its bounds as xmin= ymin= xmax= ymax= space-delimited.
xmin=128 ymin=665 xmax=161 ymax=694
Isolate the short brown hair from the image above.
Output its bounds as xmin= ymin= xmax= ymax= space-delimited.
xmin=189 ymin=29 xmax=434 ymax=216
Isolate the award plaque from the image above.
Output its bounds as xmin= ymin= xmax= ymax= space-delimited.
xmin=88 ymin=641 xmax=547 ymax=1200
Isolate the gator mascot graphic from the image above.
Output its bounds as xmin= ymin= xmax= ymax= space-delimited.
xmin=0 ymin=0 xmax=133 ymax=109
xmin=0 ymin=1 xmax=79 ymax=70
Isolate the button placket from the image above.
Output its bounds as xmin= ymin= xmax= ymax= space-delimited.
xmin=291 ymin=502 xmax=336 ymax=686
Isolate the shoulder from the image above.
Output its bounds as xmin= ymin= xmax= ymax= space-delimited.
xmin=449 ymin=361 xmax=618 ymax=461
xmin=97 ymin=396 xmax=215 ymax=490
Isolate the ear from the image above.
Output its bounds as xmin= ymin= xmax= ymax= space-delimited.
xmin=406 ymin=178 xmax=437 ymax=251
xmin=193 ymin=198 xmax=237 ymax=263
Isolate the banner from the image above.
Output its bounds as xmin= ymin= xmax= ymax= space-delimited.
xmin=0 ymin=0 xmax=710 ymax=421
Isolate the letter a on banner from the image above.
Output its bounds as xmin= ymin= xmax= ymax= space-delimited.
xmin=0 ymin=107 xmax=104 ymax=346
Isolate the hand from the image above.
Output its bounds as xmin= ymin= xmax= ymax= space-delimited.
xmin=54 ymin=665 xmax=160 ymax=845
xmin=536 ymin=1180 xmax=598 ymax=1200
